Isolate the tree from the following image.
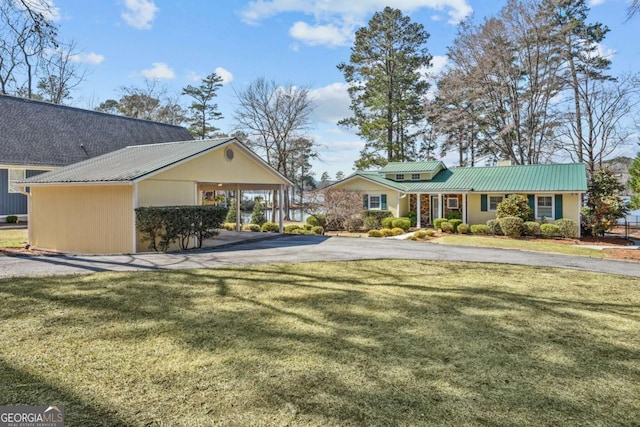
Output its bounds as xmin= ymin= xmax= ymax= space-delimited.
xmin=321 ymin=188 xmax=365 ymax=231
xmin=234 ymin=77 xmax=316 ymax=220
xmin=37 ymin=40 xmax=86 ymax=104
xmin=182 ymin=72 xmax=223 ymax=139
xmin=627 ymin=0 xmax=640 ymax=20
xmin=96 ymin=79 xmax=186 ymax=125
xmin=250 ymin=199 xmax=267 ymax=226
xmin=320 ymin=172 xmax=331 ymax=188
xmin=629 ymin=152 xmax=640 ymax=209
xmin=335 ymin=171 xmax=345 ymax=181
xmin=582 ymin=168 xmax=627 ymax=236
xmin=337 ymin=7 xmax=432 ymax=169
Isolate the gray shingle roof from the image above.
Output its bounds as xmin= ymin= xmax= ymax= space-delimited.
xmin=21 ymin=138 xmax=235 ymax=184
xmin=0 ymin=95 xmax=193 ymax=167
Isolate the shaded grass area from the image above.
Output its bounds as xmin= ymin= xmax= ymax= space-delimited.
xmin=0 ymin=229 xmax=27 ymax=248
xmin=435 ymin=234 xmax=608 ymax=258
xmin=1 ymin=261 xmax=639 ymax=426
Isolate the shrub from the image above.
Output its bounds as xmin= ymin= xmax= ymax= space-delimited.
xmin=391 ymin=227 xmax=405 ymax=236
xmin=523 ymin=221 xmax=541 ymax=236
xmin=414 ymin=230 xmax=427 ymax=239
xmin=448 ymin=219 xmax=463 ymax=233
xmin=408 ymin=210 xmax=417 ymax=227
xmin=5 ymin=215 xmax=18 ymax=223
xmin=242 ymin=224 xmax=261 ymax=232
xmin=306 ymin=214 xmax=326 ymax=227
xmin=250 ymin=202 xmax=267 ymax=226
xmin=433 ymin=218 xmax=448 ymax=230
xmin=261 ymin=222 xmax=280 ymax=232
xmin=311 ymin=226 xmax=324 ymax=235
xmin=362 ymin=210 xmax=393 ymax=222
xmin=223 ymin=222 xmax=236 ymax=231
xmin=363 ymin=215 xmax=380 ymax=231
xmin=392 ymin=217 xmax=411 ymax=231
xmin=498 ymin=216 xmax=524 ymax=238
xmin=225 ymin=199 xmax=239 ymax=224
xmin=440 ymin=221 xmax=453 ymax=233
xmin=555 ymin=218 xmax=579 ymax=238
xmin=381 ymin=228 xmax=395 ymax=237
xmin=344 ymin=216 xmax=364 ymax=232
xmin=381 ymin=217 xmax=395 ymax=229
xmin=405 ymin=235 xmax=418 ymax=241
xmin=284 ymin=224 xmax=301 ymax=233
xmin=457 ymin=223 xmax=470 ymax=234
xmin=446 ymin=211 xmax=462 ymax=220
xmin=497 ymin=194 xmax=534 ymax=221
xmin=486 ymin=219 xmax=502 ymax=235
xmin=470 ymin=224 xmax=489 ymax=235
xmin=425 ymin=229 xmax=436 ymax=237
xmin=368 ymin=229 xmax=383 ymax=238
xmin=540 ymin=223 xmax=560 ymax=238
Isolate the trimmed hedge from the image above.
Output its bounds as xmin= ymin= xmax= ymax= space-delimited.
xmin=540 ymin=223 xmax=560 ymax=238
xmin=381 ymin=217 xmax=394 ymax=229
xmin=242 ymin=224 xmax=261 ymax=232
xmin=555 ymin=218 xmax=578 ymax=238
xmin=448 ymin=219 xmax=463 ymax=233
xmin=362 ymin=210 xmax=393 ymax=222
xmin=363 ymin=216 xmax=381 ymax=231
xmin=440 ymin=222 xmax=453 ymax=233
xmin=470 ymin=224 xmax=489 ymax=235
xmin=311 ymin=226 xmax=324 ymax=235
xmin=136 ymin=205 xmax=228 ymax=252
xmin=433 ymin=218 xmax=448 ymax=230
xmin=381 ymin=228 xmax=395 ymax=237
xmin=486 ymin=219 xmax=502 ymax=235
xmin=523 ymin=221 xmax=540 ymax=236
xmin=414 ymin=230 xmax=427 ymax=239
xmin=261 ymin=222 xmax=280 ymax=232
xmin=498 ymin=216 xmax=524 ymax=238
xmin=368 ymin=229 xmax=383 ymax=238
xmin=6 ymin=215 xmax=18 ymax=224
xmin=391 ymin=227 xmax=405 ymax=236
xmin=306 ymin=214 xmax=326 ymax=227
xmin=392 ymin=217 xmax=411 ymax=231
xmin=284 ymin=224 xmax=301 ymax=233
xmin=457 ymin=223 xmax=470 ymax=234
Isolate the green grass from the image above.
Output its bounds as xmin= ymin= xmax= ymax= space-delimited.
xmin=0 ymin=229 xmax=27 ymax=248
xmin=435 ymin=234 xmax=608 ymax=258
xmin=1 ymin=261 xmax=638 ymax=426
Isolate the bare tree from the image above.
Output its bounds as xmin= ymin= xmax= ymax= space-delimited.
xmin=234 ymin=77 xmax=315 ymax=219
xmin=627 ymin=0 xmax=640 ymax=20
xmin=37 ymin=40 xmax=86 ymax=104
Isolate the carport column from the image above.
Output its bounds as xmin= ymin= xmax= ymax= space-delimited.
xmin=438 ymin=193 xmax=444 ymax=218
xmin=278 ymin=185 xmax=284 ymax=233
xmin=236 ymin=184 xmax=241 ymax=232
xmin=577 ymin=194 xmax=582 ymax=238
xmin=132 ymin=183 xmax=138 ymax=253
xmin=416 ymin=194 xmax=421 ymax=228
xmin=462 ymin=193 xmax=467 ymax=224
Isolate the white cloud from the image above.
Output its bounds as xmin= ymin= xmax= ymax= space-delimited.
xmin=20 ymin=0 xmax=61 ymax=22
xmin=121 ymin=0 xmax=158 ymax=30
xmin=309 ymin=82 xmax=351 ymax=124
xmin=428 ymin=55 xmax=449 ymax=76
xmin=215 ymin=67 xmax=234 ymax=84
xmin=289 ymin=22 xmax=350 ymax=47
xmin=71 ymin=52 xmax=105 ymax=65
xmin=186 ymin=71 xmax=202 ymax=83
xmin=240 ymin=0 xmax=473 ymax=47
xmin=141 ymin=62 xmax=175 ymax=79
xmin=589 ymin=0 xmax=606 ymax=6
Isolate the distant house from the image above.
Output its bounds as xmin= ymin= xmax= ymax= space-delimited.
xmin=329 ymin=161 xmax=588 ymax=235
xmin=0 ymin=95 xmax=193 ymax=221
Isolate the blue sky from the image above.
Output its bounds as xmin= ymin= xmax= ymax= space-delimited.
xmin=47 ymin=0 xmax=639 ymax=179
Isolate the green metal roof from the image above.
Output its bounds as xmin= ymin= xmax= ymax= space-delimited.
xmin=348 ymin=163 xmax=587 ymax=193
xmin=21 ymin=138 xmax=235 ymax=184
xmin=378 ymin=161 xmax=445 ymax=174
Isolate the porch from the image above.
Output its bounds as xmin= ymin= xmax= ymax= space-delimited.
xmin=408 ymin=193 xmax=467 ymax=227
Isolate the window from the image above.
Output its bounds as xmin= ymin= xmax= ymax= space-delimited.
xmin=395 ymin=174 xmax=405 ymax=181
xmin=8 ymin=169 xmax=25 ymax=193
xmin=368 ymin=195 xmax=381 ymax=209
xmin=536 ymin=196 xmax=553 ymax=219
xmin=447 ymin=197 xmax=459 ymax=209
xmin=411 ymin=173 xmax=421 ymax=180
xmin=489 ymin=195 xmax=504 ymax=211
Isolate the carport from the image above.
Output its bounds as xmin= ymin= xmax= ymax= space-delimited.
xmin=18 ymin=137 xmax=292 ymax=254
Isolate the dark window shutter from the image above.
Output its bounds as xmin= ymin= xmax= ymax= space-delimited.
xmin=381 ymin=194 xmax=387 ymax=210
xmin=555 ymin=194 xmax=563 ymax=219
xmin=481 ymin=194 xmax=487 ymax=211
xmin=363 ymin=194 xmax=368 ymax=209
xmin=527 ymin=195 xmax=535 ymax=211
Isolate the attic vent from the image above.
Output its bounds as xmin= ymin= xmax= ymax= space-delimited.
xmin=224 ymin=148 xmax=234 ymax=161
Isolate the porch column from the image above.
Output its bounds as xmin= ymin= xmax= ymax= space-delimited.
xmin=278 ymin=185 xmax=284 ymax=233
xmin=416 ymin=194 xmax=421 ymax=228
xmin=236 ymin=184 xmax=241 ymax=232
xmin=439 ymin=193 xmax=444 ymax=218
xmin=462 ymin=193 xmax=467 ymax=224
xmin=577 ymin=194 xmax=582 ymax=238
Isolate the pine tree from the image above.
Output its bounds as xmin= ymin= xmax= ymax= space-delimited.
xmin=629 ymin=152 xmax=640 ymax=209
xmin=182 ymin=72 xmax=223 ymax=139
xmin=250 ymin=200 xmax=267 ymax=226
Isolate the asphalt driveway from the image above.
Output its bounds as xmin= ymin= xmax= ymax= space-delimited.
xmin=1 ymin=234 xmax=640 ymax=278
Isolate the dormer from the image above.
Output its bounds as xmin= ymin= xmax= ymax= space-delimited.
xmin=378 ymin=161 xmax=447 ymax=182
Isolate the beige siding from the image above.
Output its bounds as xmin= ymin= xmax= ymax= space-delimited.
xmin=138 ymin=180 xmax=195 ymax=207
xmin=30 ymin=185 xmax=134 ymax=254
xmin=151 ymin=144 xmax=283 ymax=184
xmin=559 ymin=193 xmax=581 ymax=223
xmin=332 ymin=178 xmax=402 ymax=217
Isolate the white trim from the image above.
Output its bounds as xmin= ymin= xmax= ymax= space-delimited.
xmin=446 ymin=196 xmax=459 ymax=210
xmin=7 ymin=169 xmax=26 ymax=193
xmin=488 ymin=194 xmax=504 ymax=212
xmin=15 ymin=181 xmax=133 ymax=188
xmin=0 ymin=164 xmax=57 ymax=171
xmin=325 ymin=174 xmax=403 ymax=193
xmin=535 ymin=195 xmax=554 ymax=220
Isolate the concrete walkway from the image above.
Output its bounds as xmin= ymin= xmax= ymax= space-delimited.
xmin=2 ymin=233 xmax=640 ymax=278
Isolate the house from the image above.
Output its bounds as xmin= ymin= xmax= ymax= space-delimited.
xmin=0 ymin=95 xmax=193 ymax=221
xmin=329 ymin=161 xmax=588 ymax=234
xmin=18 ymin=138 xmax=293 ymax=254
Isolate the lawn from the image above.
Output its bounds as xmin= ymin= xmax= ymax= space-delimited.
xmin=1 ymin=260 xmax=638 ymax=426
xmin=0 ymin=228 xmax=27 ymax=248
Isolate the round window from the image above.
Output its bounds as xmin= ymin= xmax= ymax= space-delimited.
xmin=224 ymin=148 xmax=234 ymax=161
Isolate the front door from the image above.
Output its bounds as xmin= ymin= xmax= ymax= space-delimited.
xmin=430 ymin=195 xmax=440 ymax=224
